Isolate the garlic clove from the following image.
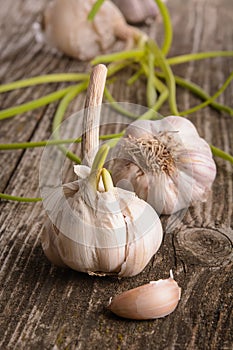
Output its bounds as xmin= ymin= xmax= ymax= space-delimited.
xmin=162 ymin=117 xmax=212 ymax=156
xmin=40 ymin=180 xmax=79 ymax=268
xmin=118 ymin=189 xmax=163 ymax=277
xmin=108 ymin=272 xmax=181 ymax=320
xmin=41 ymin=219 xmax=66 ymax=267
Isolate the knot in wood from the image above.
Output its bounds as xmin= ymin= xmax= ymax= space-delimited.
xmin=175 ymin=228 xmax=233 ymax=267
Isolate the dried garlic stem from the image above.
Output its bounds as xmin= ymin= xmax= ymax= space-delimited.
xmin=81 ymin=64 xmax=107 ymax=166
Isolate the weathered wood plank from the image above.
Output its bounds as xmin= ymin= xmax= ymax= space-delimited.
xmin=0 ymin=0 xmax=232 ymax=349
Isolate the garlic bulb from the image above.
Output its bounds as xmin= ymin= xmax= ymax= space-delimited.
xmin=41 ymin=64 xmax=163 ymax=276
xmin=108 ymin=271 xmax=181 ymax=319
xmin=41 ymin=152 xmax=163 ymax=277
xmin=113 ymin=0 xmax=159 ymax=24
xmin=41 ymin=64 xmax=163 ymax=278
xmin=111 ymin=116 xmax=216 ymax=214
xmin=37 ymin=0 xmax=143 ymax=60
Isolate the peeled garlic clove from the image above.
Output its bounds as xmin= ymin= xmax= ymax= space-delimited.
xmin=113 ymin=0 xmax=159 ymax=24
xmin=111 ymin=116 xmax=217 ymax=214
xmin=108 ymin=273 xmax=181 ymax=320
xmin=37 ymin=0 xmax=142 ymax=60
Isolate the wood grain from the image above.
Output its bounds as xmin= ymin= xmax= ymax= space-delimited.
xmin=0 ymin=0 xmax=232 ymax=349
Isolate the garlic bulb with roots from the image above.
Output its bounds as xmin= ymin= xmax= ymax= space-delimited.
xmin=41 ymin=145 xmax=163 ymax=277
xmin=37 ymin=0 xmax=144 ymax=61
xmin=110 ymin=116 xmax=216 ymax=215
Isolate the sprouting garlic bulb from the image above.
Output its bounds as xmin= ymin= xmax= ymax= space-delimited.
xmin=37 ymin=0 xmax=143 ymax=61
xmin=108 ymin=271 xmax=181 ymax=319
xmin=111 ymin=116 xmax=216 ymax=215
xmin=41 ymin=154 xmax=163 ymax=277
xmin=113 ymin=0 xmax=159 ymax=24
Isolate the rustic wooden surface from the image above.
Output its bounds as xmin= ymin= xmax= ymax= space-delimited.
xmin=0 ymin=0 xmax=233 ymax=349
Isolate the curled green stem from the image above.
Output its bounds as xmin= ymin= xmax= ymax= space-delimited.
xmin=0 ymin=193 xmax=42 ymax=202
xmin=156 ymin=71 xmax=233 ymax=116
xmin=167 ymin=51 xmax=233 ymax=66
xmin=146 ymin=52 xmax=157 ymax=108
xmin=106 ymin=136 xmax=122 ymax=149
xmin=107 ymin=61 xmax=132 ymax=77
xmin=180 ymin=72 xmax=233 ymax=116
xmin=2 ymin=142 xmax=232 ymax=203
xmin=0 ymin=73 xmax=89 ymax=93
xmin=0 ymin=133 xmax=123 ymax=150
xmin=149 ymin=75 xmax=169 ymax=113
xmin=210 ymin=145 xmax=233 ymax=164
xmin=148 ymin=39 xmax=179 ymax=115
xmin=0 ymin=87 xmax=74 ymax=120
xmin=104 ymin=86 xmax=139 ymax=119
xmin=138 ymin=95 xmax=166 ymax=120
xmin=88 ymin=0 xmax=106 ymax=20
xmin=52 ymin=81 xmax=88 ymax=164
xmin=155 ymin=0 xmax=173 ymax=56
xmin=91 ymin=50 xmax=144 ymax=65
xmin=127 ymin=68 xmax=143 ymax=85
xmin=0 ymin=138 xmax=80 ymax=150
xmin=139 ymin=61 xmax=168 ymax=118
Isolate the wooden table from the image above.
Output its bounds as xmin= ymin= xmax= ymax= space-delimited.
xmin=0 ymin=0 xmax=232 ymax=349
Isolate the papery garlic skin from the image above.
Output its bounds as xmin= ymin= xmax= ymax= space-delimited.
xmin=111 ymin=116 xmax=217 ymax=214
xmin=38 ymin=0 xmax=142 ymax=61
xmin=41 ymin=167 xmax=163 ymax=277
xmin=108 ymin=275 xmax=181 ymax=320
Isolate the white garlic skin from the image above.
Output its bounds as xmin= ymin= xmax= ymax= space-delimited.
xmin=111 ymin=116 xmax=217 ymax=215
xmin=108 ymin=276 xmax=181 ymax=320
xmin=41 ymin=220 xmax=66 ymax=267
xmin=39 ymin=0 xmax=141 ymax=60
xmin=41 ymin=171 xmax=163 ymax=277
xmin=113 ymin=0 xmax=159 ymax=24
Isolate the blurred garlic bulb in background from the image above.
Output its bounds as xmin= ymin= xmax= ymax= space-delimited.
xmin=113 ymin=0 xmax=159 ymax=24
xmin=41 ymin=147 xmax=163 ymax=277
xmin=111 ymin=116 xmax=216 ymax=214
xmin=35 ymin=0 xmax=143 ymax=60
xmin=108 ymin=270 xmax=181 ymax=319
